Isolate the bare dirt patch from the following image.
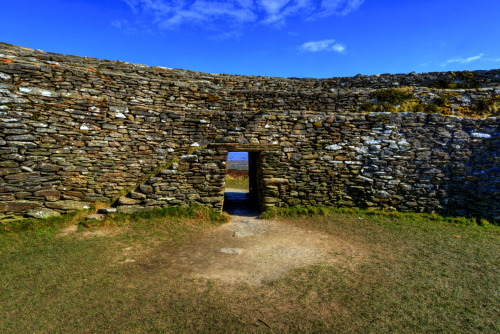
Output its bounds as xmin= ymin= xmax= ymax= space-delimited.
xmin=80 ymin=228 xmax=125 ymax=238
xmin=57 ymin=225 xmax=125 ymax=238
xmin=168 ymin=214 xmax=370 ymax=285
xmin=57 ymin=225 xmax=79 ymax=237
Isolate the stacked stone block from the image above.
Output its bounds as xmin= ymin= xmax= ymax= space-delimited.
xmin=0 ymin=42 xmax=498 ymax=222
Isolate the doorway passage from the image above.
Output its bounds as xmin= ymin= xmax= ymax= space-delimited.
xmin=223 ymin=152 xmax=259 ymax=215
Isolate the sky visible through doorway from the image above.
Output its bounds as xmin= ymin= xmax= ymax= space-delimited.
xmin=228 ymin=152 xmax=248 ymax=161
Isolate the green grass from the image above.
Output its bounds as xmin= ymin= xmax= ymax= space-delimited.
xmin=225 ymin=175 xmax=249 ymax=190
xmin=0 ymin=210 xmax=89 ymax=234
xmin=0 ymin=206 xmax=498 ymax=333
xmin=261 ymin=206 xmax=496 ymax=227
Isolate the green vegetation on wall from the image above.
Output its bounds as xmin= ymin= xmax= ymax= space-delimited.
xmin=471 ymin=97 xmax=500 ymax=117
xmin=431 ymin=71 xmax=479 ymax=89
xmin=360 ymin=88 xmax=440 ymax=114
xmin=361 ymin=88 xmax=500 ymax=118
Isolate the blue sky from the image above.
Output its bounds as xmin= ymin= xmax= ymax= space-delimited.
xmin=228 ymin=152 xmax=248 ymax=161
xmin=1 ymin=0 xmax=499 ymax=78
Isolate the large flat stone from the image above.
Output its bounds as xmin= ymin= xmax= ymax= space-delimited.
xmin=130 ymin=192 xmax=147 ymax=200
xmin=0 ymin=161 xmax=19 ymax=168
xmin=98 ymin=207 xmax=117 ymax=214
xmin=139 ymin=185 xmax=153 ymax=194
xmin=34 ymin=189 xmax=61 ymax=201
xmin=26 ymin=208 xmax=61 ymax=219
xmin=200 ymin=196 xmax=223 ymax=203
xmin=263 ymin=178 xmax=289 ymax=186
xmin=118 ymin=196 xmax=140 ymax=205
xmin=85 ymin=214 xmax=107 ymax=220
xmin=45 ymin=200 xmax=91 ymax=211
xmin=0 ymin=201 xmax=40 ymax=213
xmin=219 ymin=248 xmax=243 ymax=254
xmin=117 ymin=205 xmax=144 ymax=214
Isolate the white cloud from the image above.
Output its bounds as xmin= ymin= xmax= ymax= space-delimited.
xmin=300 ymin=39 xmax=346 ymax=53
xmin=439 ymin=54 xmax=500 ymax=66
xmin=124 ymin=0 xmax=175 ymax=16
xmin=157 ymin=1 xmax=257 ymax=28
xmin=121 ymin=0 xmax=364 ymax=29
xmin=259 ymin=0 xmax=291 ymax=14
xmin=259 ymin=0 xmax=314 ymax=24
xmin=319 ymin=0 xmax=365 ymax=17
xmin=331 ymin=43 xmax=346 ymax=53
xmin=111 ymin=19 xmax=129 ymax=29
xmin=441 ymin=53 xmax=484 ymax=66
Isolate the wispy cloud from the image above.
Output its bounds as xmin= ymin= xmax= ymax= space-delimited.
xmin=158 ymin=1 xmax=257 ymax=28
xmin=121 ymin=0 xmax=365 ymax=29
xmin=440 ymin=53 xmax=500 ymax=67
xmin=441 ymin=53 xmax=484 ymax=66
xmin=300 ymin=39 xmax=346 ymax=53
xmin=111 ymin=19 xmax=129 ymax=29
xmin=316 ymin=0 xmax=365 ymax=17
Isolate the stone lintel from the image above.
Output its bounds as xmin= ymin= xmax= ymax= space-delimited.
xmin=208 ymin=143 xmax=280 ymax=152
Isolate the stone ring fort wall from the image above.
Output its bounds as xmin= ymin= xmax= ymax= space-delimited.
xmin=0 ymin=42 xmax=498 ymax=222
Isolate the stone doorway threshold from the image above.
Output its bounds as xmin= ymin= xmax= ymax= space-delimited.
xmin=223 ymin=188 xmax=258 ymax=217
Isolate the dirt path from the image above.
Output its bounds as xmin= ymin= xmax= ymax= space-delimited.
xmin=58 ymin=189 xmax=368 ymax=285
xmin=170 ymin=191 xmax=367 ymax=285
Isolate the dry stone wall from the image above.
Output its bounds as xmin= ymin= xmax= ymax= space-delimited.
xmin=0 ymin=42 xmax=498 ymax=222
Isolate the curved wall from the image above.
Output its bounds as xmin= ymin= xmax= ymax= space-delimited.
xmin=0 ymin=42 xmax=498 ymax=222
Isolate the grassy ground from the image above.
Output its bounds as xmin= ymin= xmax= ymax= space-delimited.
xmin=225 ymin=175 xmax=249 ymax=190
xmin=0 ymin=207 xmax=498 ymax=333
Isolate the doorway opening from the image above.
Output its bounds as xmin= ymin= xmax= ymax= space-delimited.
xmin=223 ymin=151 xmax=259 ymax=215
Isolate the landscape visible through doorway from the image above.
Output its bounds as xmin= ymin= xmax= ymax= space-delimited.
xmin=223 ymin=152 xmax=256 ymax=215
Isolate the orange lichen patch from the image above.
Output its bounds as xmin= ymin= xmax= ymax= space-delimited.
xmin=99 ymin=75 xmax=112 ymax=82
xmin=50 ymin=64 xmax=59 ymax=68
xmin=86 ymin=68 xmax=94 ymax=71
xmin=153 ymin=66 xmax=166 ymax=72
xmin=47 ymin=102 xmax=67 ymax=109
xmin=0 ymin=58 xmax=14 ymax=64
xmin=130 ymin=105 xmax=149 ymax=112
xmin=84 ymin=96 xmax=105 ymax=102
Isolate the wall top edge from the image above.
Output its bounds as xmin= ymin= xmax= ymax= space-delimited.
xmin=1 ymin=41 xmax=500 ymax=83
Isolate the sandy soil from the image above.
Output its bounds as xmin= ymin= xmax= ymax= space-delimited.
xmin=57 ymin=190 xmax=369 ymax=285
xmin=169 ymin=212 xmax=368 ymax=285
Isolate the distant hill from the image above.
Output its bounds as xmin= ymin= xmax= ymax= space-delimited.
xmin=227 ymin=160 xmax=248 ymax=170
